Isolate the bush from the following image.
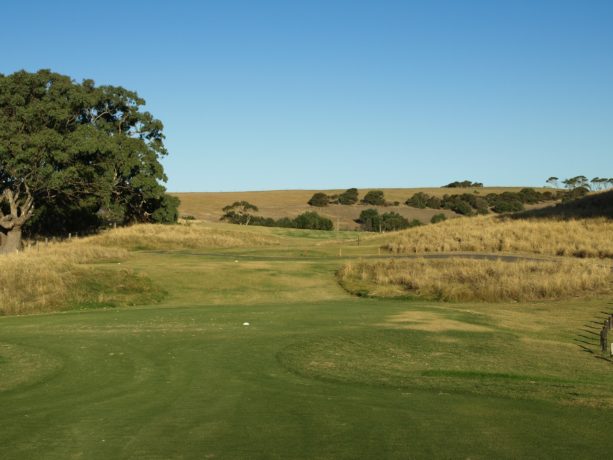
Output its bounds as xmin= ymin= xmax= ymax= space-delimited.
xmin=358 ymin=209 xmax=381 ymax=232
xmin=474 ymin=197 xmax=490 ymax=215
xmin=149 ymin=194 xmax=180 ymax=224
xmin=492 ymin=199 xmax=524 ymax=213
xmin=406 ymin=192 xmax=429 ymax=209
xmin=357 ymin=209 xmax=420 ymax=232
xmin=562 ymin=186 xmax=590 ymax=203
xmin=338 ymin=188 xmax=359 ymax=205
xmin=381 ymin=212 xmax=410 ymax=231
xmin=451 ymin=200 xmax=474 ymax=216
xmin=294 ymin=212 xmax=334 ymax=230
xmin=431 ymin=213 xmax=447 ymax=224
xmin=518 ymin=188 xmax=541 ymax=204
xmin=308 ymin=192 xmax=329 ymax=207
xmin=426 ymin=196 xmax=442 ymax=209
xmin=362 ymin=190 xmax=386 ymax=206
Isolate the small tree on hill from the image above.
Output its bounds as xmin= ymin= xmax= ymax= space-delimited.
xmin=546 ymin=176 xmax=559 ymax=188
xmin=338 ymin=188 xmax=359 ymax=205
xmin=357 ymin=208 xmax=381 ymax=232
xmin=362 ymin=190 xmax=386 ymax=206
xmin=307 ymin=192 xmax=329 ymax=207
xmin=406 ymin=192 xmax=429 ymax=209
xmin=220 ymin=201 xmax=259 ymax=225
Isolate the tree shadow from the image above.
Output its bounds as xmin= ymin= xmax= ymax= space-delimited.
xmin=510 ymin=190 xmax=613 ymax=220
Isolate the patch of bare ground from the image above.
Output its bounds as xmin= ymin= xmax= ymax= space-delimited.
xmin=380 ymin=311 xmax=493 ymax=332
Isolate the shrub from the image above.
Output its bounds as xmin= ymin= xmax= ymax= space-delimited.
xmin=307 ymin=192 xmax=329 ymax=207
xmin=149 ymin=194 xmax=180 ymax=224
xmin=338 ymin=188 xmax=359 ymax=205
xmin=406 ymin=192 xmax=429 ymax=209
xmin=294 ymin=212 xmax=334 ymax=230
xmin=518 ymin=188 xmax=541 ymax=204
xmin=474 ymin=197 xmax=490 ymax=215
xmin=362 ymin=190 xmax=386 ymax=205
xmin=381 ymin=212 xmax=410 ymax=231
xmin=426 ymin=196 xmax=442 ymax=209
xmin=492 ymin=198 xmax=524 ymax=213
xmin=431 ymin=213 xmax=447 ymax=224
xmin=358 ymin=208 xmax=381 ymax=232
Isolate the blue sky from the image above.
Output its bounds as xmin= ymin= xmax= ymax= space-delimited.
xmin=2 ymin=0 xmax=612 ymax=191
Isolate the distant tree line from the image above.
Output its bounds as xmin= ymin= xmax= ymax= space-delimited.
xmin=546 ymin=175 xmax=613 ymax=191
xmin=442 ymin=180 xmax=484 ymax=188
xmin=405 ymin=188 xmax=564 ymax=216
xmin=308 ymin=188 xmax=402 ymax=207
xmin=221 ymin=201 xmax=333 ymax=231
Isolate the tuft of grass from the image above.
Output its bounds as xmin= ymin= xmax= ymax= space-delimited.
xmin=385 ymin=216 xmax=613 ymax=259
xmin=337 ymin=257 xmax=613 ymax=302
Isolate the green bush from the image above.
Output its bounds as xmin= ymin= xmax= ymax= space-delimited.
xmin=149 ymin=194 xmax=180 ymax=224
xmin=307 ymin=192 xmax=329 ymax=207
xmin=426 ymin=196 xmax=442 ymax=209
xmin=430 ymin=213 xmax=447 ymax=224
xmin=362 ymin=190 xmax=386 ymax=206
xmin=294 ymin=212 xmax=334 ymax=230
xmin=492 ymin=199 xmax=524 ymax=213
xmin=338 ymin=188 xmax=359 ymax=205
xmin=406 ymin=192 xmax=429 ymax=209
xmin=380 ymin=212 xmax=410 ymax=231
xmin=357 ymin=209 xmax=381 ymax=232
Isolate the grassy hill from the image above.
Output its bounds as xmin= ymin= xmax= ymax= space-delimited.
xmin=172 ymin=187 xmax=547 ymax=229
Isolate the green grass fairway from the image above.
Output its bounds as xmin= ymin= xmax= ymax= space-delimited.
xmin=2 ymin=230 xmax=613 ymax=459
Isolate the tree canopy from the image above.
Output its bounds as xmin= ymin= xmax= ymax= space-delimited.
xmin=0 ymin=69 xmax=177 ymax=253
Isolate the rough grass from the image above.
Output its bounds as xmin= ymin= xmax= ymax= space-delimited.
xmin=85 ymin=222 xmax=281 ymax=250
xmin=337 ymin=258 xmax=613 ymax=302
xmin=385 ymin=216 xmax=613 ymax=259
xmin=0 ymin=243 xmax=164 ymax=316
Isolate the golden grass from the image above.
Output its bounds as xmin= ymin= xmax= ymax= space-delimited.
xmin=385 ymin=216 xmax=613 ymax=259
xmin=337 ymin=258 xmax=612 ymax=302
xmin=84 ymin=222 xmax=281 ymax=250
xmin=0 ymin=242 xmax=129 ymax=315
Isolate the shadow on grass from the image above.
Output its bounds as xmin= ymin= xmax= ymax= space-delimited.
xmin=511 ymin=190 xmax=613 ymax=219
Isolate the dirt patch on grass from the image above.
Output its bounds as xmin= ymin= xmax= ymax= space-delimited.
xmin=380 ymin=311 xmax=493 ymax=332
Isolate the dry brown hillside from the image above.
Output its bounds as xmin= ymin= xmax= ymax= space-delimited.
xmin=172 ymin=187 xmax=544 ymax=230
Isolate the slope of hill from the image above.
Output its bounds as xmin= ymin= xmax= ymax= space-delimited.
xmin=514 ymin=189 xmax=613 ymax=219
xmin=172 ymin=187 xmax=545 ymax=229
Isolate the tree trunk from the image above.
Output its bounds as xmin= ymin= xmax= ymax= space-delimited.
xmin=0 ymin=227 xmax=22 ymax=254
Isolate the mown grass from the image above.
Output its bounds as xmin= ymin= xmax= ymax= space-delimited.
xmin=337 ymin=257 xmax=613 ymax=302
xmin=386 ymin=216 xmax=613 ymax=258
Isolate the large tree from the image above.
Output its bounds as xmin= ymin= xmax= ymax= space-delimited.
xmin=0 ymin=70 xmax=176 ymax=253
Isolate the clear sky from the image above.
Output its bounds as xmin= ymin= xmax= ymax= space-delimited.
xmin=1 ymin=0 xmax=612 ymax=191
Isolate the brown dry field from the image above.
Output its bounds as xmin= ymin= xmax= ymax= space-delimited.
xmin=172 ymin=187 xmax=545 ymax=230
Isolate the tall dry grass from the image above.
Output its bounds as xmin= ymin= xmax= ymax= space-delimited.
xmin=0 ymin=242 xmax=159 ymax=316
xmin=85 ymin=223 xmax=281 ymax=250
xmin=385 ymin=216 xmax=613 ymax=259
xmin=337 ymin=258 xmax=612 ymax=302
